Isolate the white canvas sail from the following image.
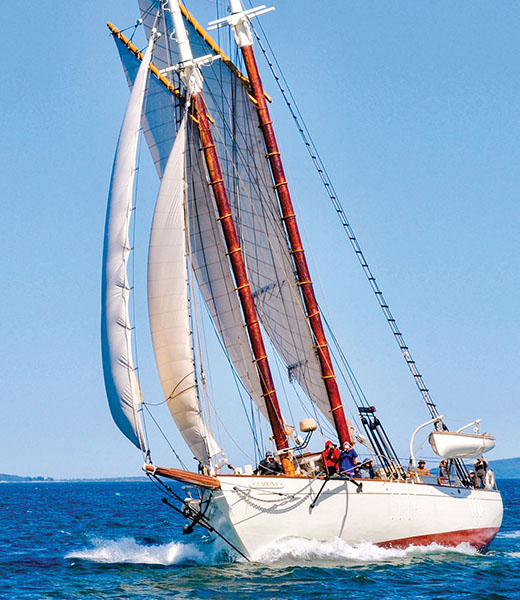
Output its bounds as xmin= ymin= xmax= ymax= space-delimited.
xmin=133 ymin=8 xmax=335 ymax=425
xmin=101 ymin=38 xmax=155 ymax=450
xmin=186 ymin=123 xmax=267 ymax=419
xmin=148 ymin=115 xmax=221 ymax=462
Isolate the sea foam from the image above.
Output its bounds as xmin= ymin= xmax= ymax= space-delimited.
xmin=66 ymin=537 xmax=206 ymax=565
xmin=250 ymin=537 xmax=478 ymax=564
xmin=66 ymin=535 xmax=479 ymax=566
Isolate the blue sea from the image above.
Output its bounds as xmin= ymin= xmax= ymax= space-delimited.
xmin=1 ymin=479 xmax=518 ymax=599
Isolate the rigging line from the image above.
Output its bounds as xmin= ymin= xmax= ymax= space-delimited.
xmin=154 ymin=485 xmax=251 ymax=563
xmin=193 ymin=280 xmax=223 ymax=455
xmin=144 ymin=403 xmax=188 ymax=470
xmin=142 ymin=398 xmax=169 ymax=407
xmin=126 ymin=116 xmax=149 ymax=453
xmin=204 ymin=379 xmax=259 ymax=464
xmin=271 ymin=338 xmax=296 ymax=428
xmin=250 ymin=21 xmax=440 ymax=422
xmin=200 ymin=285 xmax=264 ymax=459
xmin=185 ymin=168 xmax=217 ymax=462
xmin=321 ymin=312 xmax=369 ymax=408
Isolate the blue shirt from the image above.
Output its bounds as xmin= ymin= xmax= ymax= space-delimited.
xmin=339 ymin=448 xmax=358 ymax=473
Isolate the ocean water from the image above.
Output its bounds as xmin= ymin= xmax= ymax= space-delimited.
xmin=1 ymin=479 xmax=518 ymax=599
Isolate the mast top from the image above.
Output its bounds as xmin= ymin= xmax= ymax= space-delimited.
xmin=167 ymin=0 xmax=204 ymax=94
xmin=208 ymin=2 xmax=274 ymax=48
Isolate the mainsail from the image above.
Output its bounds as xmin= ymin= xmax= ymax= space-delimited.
xmin=148 ymin=115 xmax=221 ymax=462
xmin=112 ymin=4 xmax=335 ymax=429
xmin=101 ymin=38 xmax=155 ymax=450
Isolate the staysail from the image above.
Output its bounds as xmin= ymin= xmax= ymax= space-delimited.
xmin=101 ymin=37 xmax=155 ymax=450
xmin=148 ymin=115 xmax=221 ymax=462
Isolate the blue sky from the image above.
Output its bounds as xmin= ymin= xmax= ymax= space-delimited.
xmin=2 ymin=1 xmax=519 ymax=479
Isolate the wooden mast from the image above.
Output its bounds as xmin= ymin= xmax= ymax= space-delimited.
xmin=218 ymin=1 xmax=353 ymax=446
xmin=192 ymin=92 xmax=294 ymax=472
xmin=168 ymin=1 xmax=294 ymax=474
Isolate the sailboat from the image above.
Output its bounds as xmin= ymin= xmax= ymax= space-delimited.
xmin=101 ymin=0 xmax=503 ymax=559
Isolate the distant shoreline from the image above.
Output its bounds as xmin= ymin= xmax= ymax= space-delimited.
xmin=0 ymin=477 xmax=148 ymax=483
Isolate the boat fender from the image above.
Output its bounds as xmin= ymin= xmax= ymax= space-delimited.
xmin=300 ymin=418 xmax=317 ymax=432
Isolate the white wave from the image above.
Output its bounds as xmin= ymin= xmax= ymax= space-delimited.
xmin=250 ymin=537 xmax=478 ymax=564
xmin=500 ymin=531 xmax=520 ymax=539
xmin=507 ymin=552 xmax=520 ymax=558
xmin=66 ymin=537 xmax=207 ymax=565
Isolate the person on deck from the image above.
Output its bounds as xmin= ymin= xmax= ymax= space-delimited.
xmin=321 ymin=440 xmax=340 ymax=476
xmin=355 ymin=459 xmax=376 ymax=479
xmin=256 ymin=451 xmax=283 ymax=476
xmin=338 ymin=441 xmax=358 ymax=476
xmin=438 ymin=459 xmax=451 ymax=483
xmin=468 ymin=470 xmax=477 ymax=487
xmin=474 ymin=457 xmax=488 ymax=489
xmin=415 ymin=460 xmax=430 ymax=477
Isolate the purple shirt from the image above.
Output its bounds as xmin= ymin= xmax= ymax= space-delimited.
xmin=339 ymin=448 xmax=358 ymax=473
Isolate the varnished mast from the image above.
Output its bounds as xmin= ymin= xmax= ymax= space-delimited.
xmin=214 ymin=1 xmax=353 ymax=446
xmin=168 ymin=1 xmax=294 ymax=474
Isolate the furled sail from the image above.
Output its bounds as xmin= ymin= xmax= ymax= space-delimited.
xmin=101 ymin=37 xmax=155 ymax=450
xmin=148 ymin=115 xmax=221 ymax=462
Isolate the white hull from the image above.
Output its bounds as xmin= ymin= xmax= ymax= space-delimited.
xmin=201 ymin=475 xmax=503 ymax=558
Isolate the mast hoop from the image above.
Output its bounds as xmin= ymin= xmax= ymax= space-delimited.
xmin=273 ymin=180 xmax=288 ymax=189
xmin=306 ymin=310 xmax=320 ymax=320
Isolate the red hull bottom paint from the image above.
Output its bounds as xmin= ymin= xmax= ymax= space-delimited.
xmin=378 ymin=527 xmax=500 ymax=551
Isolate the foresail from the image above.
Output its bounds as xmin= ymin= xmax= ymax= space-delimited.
xmin=148 ymin=115 xmax=221 ymax=462
xmin=101 ymin=38 xmax=155 ymax=450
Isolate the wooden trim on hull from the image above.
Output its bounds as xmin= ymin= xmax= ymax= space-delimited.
xmin=143 ymin=464 xmax=221 ymax=490
xmin=378 ymin=527 xmax=500 ymax=551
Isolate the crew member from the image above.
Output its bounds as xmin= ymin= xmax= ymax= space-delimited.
xmin=355 ymin=458 xmax=376 ymax=479
xmin=256 ymin=451 xmax=283 ymax=475
xmin=339 ymin=441 xmax=358 ymax=475
xmin=415 ymin=460 xmax=430 ymax=477
xmin=321 ymin=440 xmax=340 ymax=476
